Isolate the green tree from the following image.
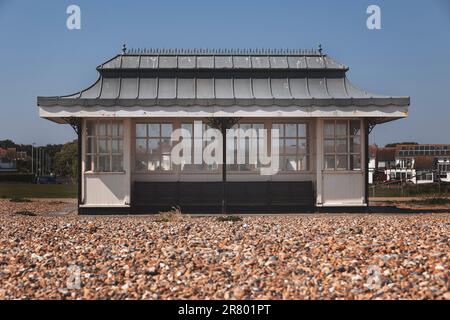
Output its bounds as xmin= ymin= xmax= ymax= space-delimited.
xmin=54 ymin=140 xmax=78 ymax=182
xmin=0 ymin=140 xmax=16 ymax=149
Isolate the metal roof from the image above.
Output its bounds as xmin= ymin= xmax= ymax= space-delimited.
xmin=37 ymin=48 xmax=410 ymax=108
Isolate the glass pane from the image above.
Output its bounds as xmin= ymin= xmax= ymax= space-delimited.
xmin=336 ymin=138 xmax=348 ymax=153
xmin=161 ymin=155 xmax=172 ymax=171
xmin=161 ymin=124 xmax=173 ymax=137
xmin=148 ymin=124 xmax=160 ymax=137
xmin=284 ymin=156 xmax=297 ymax=171
xmin=112 ymin=155 xmax=123 ymax=172
xmin=111 ymin=122 xmax=123 ymax=136
xmin=350 ymin=137 xmax=361 ymax=153
xmin=135 ymin=154 xmax=147 ymax=171
xmin=336 ymin=121 xmax=348 ymax=136
xmin=324 ymin=121 xmax=334 ymax=138
xmin=111 ymin=139 xmax=123 ymax=153
xmin=278 ymin=139 xmax=285 ymax=154
xmin=285 ymin=139 xmax=297 ymax=154
xmin=98 ymin=138 xmax=109 ymax=153
xmin=298 ymin=155 xmax=308 ymax=171
xmin=85 ymin=155 xmax=92 ymax=172
xmin=272 ymin=124 xmax=284 ymax=137
xmin=298 ymin=138 xmax=308 ymax=154
xmin=181 ymin=123 xmax=193 ymax=135
xmin=324 ymin=139 xmax=335 ymax=154
xmin=148 ymin=139 xmax=159 ymax=154
xmin=350 ymin=155 xmax=361 ymax=170
xmin=350 ymin=120 xmax=361 ymax=136
xmin=136 ymin=124 xmax=147 ymax=138
xmin=98 ymin=155 xmax=110 ymax=172
xmin=86 ymin=121 xmax=95 ymax=136
xmin=324 ymin=155 xmax=335 ymax=170
xmin=336 ymin=155 xmax=348 ymax=170
xmin=160 ymin=138 xmax=172 ymax=154
xmin=87 ymin=137 xmax=95 ymax=154
xmin=147 ymin=155 xmax=160 ymax=171
xmin=285 ymin=124 xmax=297 ymax=137
xmin=98 ymin=123 xmax=108 ymax=136
xmin=298 ymin=124 xmax=307 ymax=138
xmin=136 ymin=139 xmax=147 ymax=154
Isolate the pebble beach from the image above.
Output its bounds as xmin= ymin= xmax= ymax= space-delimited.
xmin=0 ymin=199 xmax=448 ymax=300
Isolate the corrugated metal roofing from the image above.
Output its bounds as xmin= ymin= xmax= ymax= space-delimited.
xmin=37 ymin=49 xmax=410 ymax=108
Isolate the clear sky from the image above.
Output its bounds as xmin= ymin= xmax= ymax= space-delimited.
xmin=0 ymin=0 xmax=449 ymax=146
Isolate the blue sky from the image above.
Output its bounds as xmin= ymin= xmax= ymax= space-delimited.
xmin=0 ymin=0 xmax=449 ymax=146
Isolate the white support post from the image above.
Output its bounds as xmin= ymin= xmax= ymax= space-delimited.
xmin=316 ymin=118 xmax=324 ymax=205
xmin=123 ymin=118 xmax=132 ymax=206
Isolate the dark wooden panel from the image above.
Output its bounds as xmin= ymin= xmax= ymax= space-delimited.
xmin=133 ymin=180 xmax=314 ymax=212
xmin=134 ymin=182 xmax=178 ymax=206
xmin=179 ymin=182 xmax=222 ymax=206
xmin=226 ymin=182 xmax=269 ymax=206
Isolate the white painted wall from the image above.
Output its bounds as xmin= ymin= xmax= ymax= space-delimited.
xmin=84 ymin=173 xmax=129 ymax=206
xmin=322 ymin=172 xmax=365 ymax=205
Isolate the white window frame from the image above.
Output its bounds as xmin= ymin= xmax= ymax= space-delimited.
xmin=85 ymin=120 xmax=124 ymax=173
xmin=135 ymin=122 xmax=174 ymax=172
xmin=272 ymin=122 xmax=310 ymax=172
xmin=323 ymin=119 xmax=362 ymax=171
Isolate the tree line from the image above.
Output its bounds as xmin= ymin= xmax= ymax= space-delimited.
xmin=0 ymin=139 xmax=78 ymax=182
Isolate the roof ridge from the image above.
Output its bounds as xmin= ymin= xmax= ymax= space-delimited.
xmin=122 ymin=48 xmax=324 ymax=56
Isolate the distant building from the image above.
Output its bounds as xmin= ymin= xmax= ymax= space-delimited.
xmin=0 ymin=147 xmax=18 ymax=172
xmin=368 ymin=145 xmax=377 ymax=184
xmin=369 ymin=144 xmax=450 ymax=184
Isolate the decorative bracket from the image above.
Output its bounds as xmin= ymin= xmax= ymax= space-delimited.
xmin=63 ymin=117 xmax=81 ymax=135
xmin=367 ymin=119 xmax=377 ymax=134
xmin=206 ymin=117 xmax=241 ymax=130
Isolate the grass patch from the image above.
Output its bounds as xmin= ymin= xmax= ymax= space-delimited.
xmin=216 ymin=215 xmax=243 ymax=222
xmin=15 ymin=210 xmax=37 ymax=217
xmin=409 ymin=197 xmax=450 ymax=205
xmin=157 ymin=206 xmax=184 ymax=222
xmin=0 ymin=183 xmax=77 ymax=199
xmin=10 ymin=198 xmax=33 ymax=203
xmin=369 ymin=184 xmax=450 ymax=197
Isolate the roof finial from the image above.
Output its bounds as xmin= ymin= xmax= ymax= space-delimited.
xmin=122 ymin=44 xmax=127 ymax=55
xmin=318 ymin=44 xmax=323 ymax=55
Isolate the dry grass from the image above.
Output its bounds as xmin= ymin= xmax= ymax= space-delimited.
xmin=157 ymin=206 xmax=186 ymax=222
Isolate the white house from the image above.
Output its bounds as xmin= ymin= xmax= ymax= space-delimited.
xmin=37 ymin=48 xmax=409 ymax=214
xmin=379 ymin=144 xmax=450 ymax=184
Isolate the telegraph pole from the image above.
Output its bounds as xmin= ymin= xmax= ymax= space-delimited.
xmin=31 ymin=143 xmax=34 ymax=174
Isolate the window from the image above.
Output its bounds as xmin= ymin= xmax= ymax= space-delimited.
xmin=86 ymin=120 xmax=124 ymax=172
xmin=323 ymin=120 xmax=361 ymax=171
xmin=136 ymin=123 xmax=173 ymax=172
xmin=272 ymin=123 xmax=310 ymax=171
xmin=180 ymin=122 xmax=218 ymax=172
xmin=227 ymin=123 xmax=265 ymax=172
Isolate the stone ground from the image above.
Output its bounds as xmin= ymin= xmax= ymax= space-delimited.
xmin=0 ymin=199 xmax=448 ymax=300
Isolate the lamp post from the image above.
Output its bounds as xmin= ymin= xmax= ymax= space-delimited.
xmin=206 ymin=117 xmax=240 ymax=214
xmin=41 ymin=148 xmax=44 ymax=176
xmin=31 ymin=143 xmax=36 ymax=174
xmin=38 ymin=147 xmax=41 ymax=177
